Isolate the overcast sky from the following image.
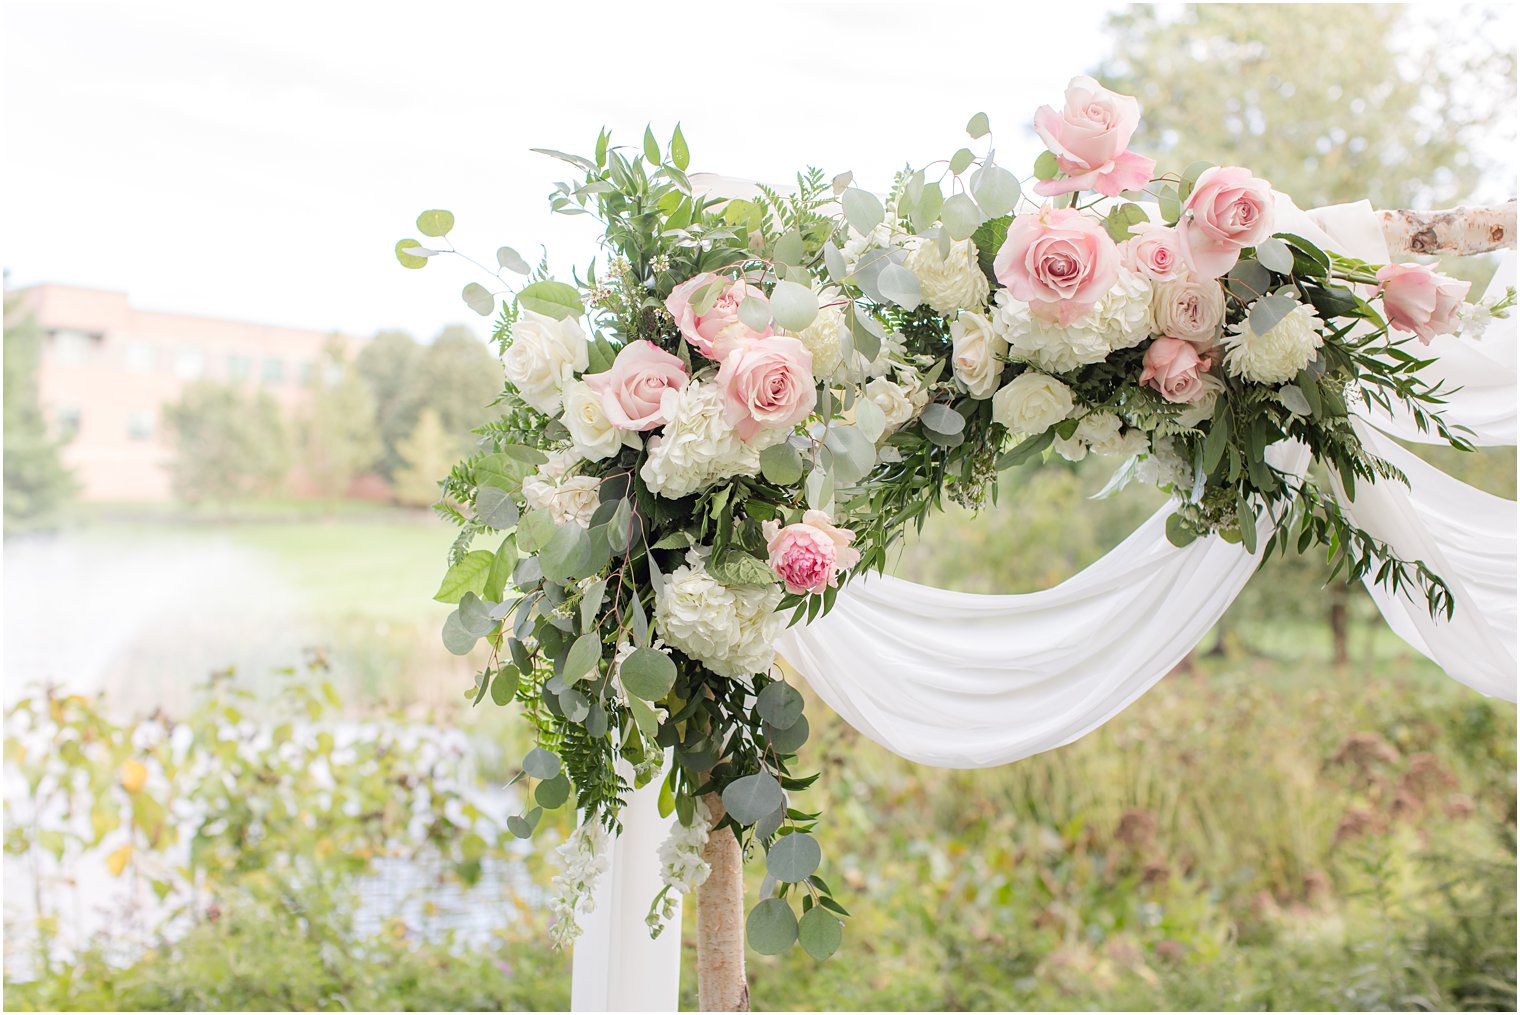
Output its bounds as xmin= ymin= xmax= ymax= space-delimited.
xmin=3 ymin=1 xmax=1123 ymax=340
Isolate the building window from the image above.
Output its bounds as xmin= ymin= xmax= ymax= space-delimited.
xmin=174 ymin=348 xmax=206 ymax=380
xmin=124 ymin=341 xmax=158 ymax=373
xmin=262 ymin=357 xmax=286 ymax=385
xmin=127 ymin=409 xmax=155 ymax=440
xmin=48 ymin=328 xmax=100 ymax=365
xmin=55 ymin=407 xmax=82 ymax=440
xmin=227 ymin=354 xmax=252 ymax=382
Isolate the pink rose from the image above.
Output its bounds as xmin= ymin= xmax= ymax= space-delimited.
xmin=1140 ymin=337 xmax=1213 ymax=403
xmin=762 ymin=509 xmax=862 ymax=596
xmin=1118 ymin=222 xmax=1188 ymax=281
xmin=715 ymin=336 xmax=817 ymax=441
xmin=993 ymin=208 xmax=1119 ymax=325
xmin=1178 ymin=166 xmax=1274 ymax=279
xmin=583 ymin=340 xmax=688 ymax=431
xmin=1032 ymin=75 xmax=1157 ymax=198
xmin=664 ymin=272 xmax=772 ymax=361
xmin=1376 ymin=263 xmax=1471 ymax=345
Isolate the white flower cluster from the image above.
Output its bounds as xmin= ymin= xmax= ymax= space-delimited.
xmin=655 ymin=549 xmax=785 ymax=678
xmin=1053 ymin=410 xmax=1150 ymax=462
xmin=522 ymin=449 xmax=601 ymax=527
xmin=548 ymin=820 xmax=612 ymax=950
xmin=639 ymin=380 xmax=779 ymax=499
xmin=1455 ymin=294 xmax=1510 ymax=341
xmin=1222 ymin=301 xmax=1324 ymax=384
xmin=992 ymin=269 xmax=1153 ymax=372
xmin=864 ymin=373 xmax=929 ymax=437
xmin=789 ymin=303 xmax=849 ymax=382
xmin=904 ymin=237 xmax=990 ymax=317
xmin=647 ymin=799 xmax=712 ymax=936
xmin=1135 ymin=436 xmax=1194 ymax=492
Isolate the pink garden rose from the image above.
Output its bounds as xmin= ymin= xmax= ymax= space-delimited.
xmin=715 ymin=336 xmax=817 ymax=441
xmin=664 ymin=272 xmax=772 ymax=361
xmin=1032 ymin=75 xmax=1157 ymax=198
xmin=1376 ymin=263 xmax=1471 ymax=345
xmin=583 ymin=340 xmax=688 ymax=431
xmin=993 ymin=208 xmax=1119 ymax=325
xmin=762 ymin=509 xmax=861 ymax=596
xmin=1140 ymin=337 xmax=1213 ymax=403
xmin=1118 ymin=222 xmax=1188 ymax=281
xmin=1177 ymin=166 xmax=1275 ymax=279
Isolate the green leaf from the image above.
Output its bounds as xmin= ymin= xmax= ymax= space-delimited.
xmin=723 ymin=771 xmax=784 ymax=825
xmin=1164 ymin=513 xmax=1198 ymax=548
xmin=798 ymin=905 xmax=843 ymax=960
xmin=760 ymin=442 xmax=805 ymax=486
xmin=670 ymin=123 xmax=690 ymax=170
xmin=416 ymin=209 xmax=454 ymax=237
xmin=1202 ymin=412 xmax=1231 ymax=474
xmin=1236 ymin=490 xmax=1258 ymax=554
xmin=766 ymin=714 xmax=809 ymax=755
xmin=458 ymin=591 xmax=498 ymax=637
xmin=1180 ymin=160 xmax=1214 ymax=198
xmin=876 ymin=263 xmax=921 ymax=310
xmin=518 ymin=280 xmax=585 ymax=320
xmin=523 ymin=747 xmax=561 ymax=779
xmin=562 ymin=633 xmax=601 ymax=684
xmin=621 ymin=647 xmax=677 ymax=700
xmin=643 ymin=125 xmax=661 ymax=164
xmin=1295 ymin=369 xmax=1324 ymax=417
xmin=919 ymin=403 xmax=965 ymax=436
xmin=1034 ymin=151 xmax=1060 ymax=180
xmin=940 ymin=193 xmax=983 ymax=241
xmin=497 ymin=246 xmax=530 ymax=274
xmin=996 ymin=428 xmax=1054 ymax=469
xmin=441 ymin=611 xmax=479 ymax=655
xmin=1255 ymin=237 xmax=1294 ymax=274
xmin=1249 ymin=293 xmax=1299 ymax=336
xmin=949 ymin=147 xmax=975 ymax=175
xmin=970 ymin=165 xmax=1019 ymax=218
xmin=766 ymin=832 xmax=821 ymax=883
xmin=773 ymin=228 xmax=805 ymax=268
xmin=434 ymin=550 xmax=494 ymax=604
xmin=707 ymin=551 xmax=776 ymax=588
xmin=757 ymin=682 xmax=804 ymax=730
xmin=475 ymin=486 xmax=519 ymax=529
xmin=1104 ymin=203 xmax=1149 ymax=243
xmin=965 ymin=111 xmax=990 ymax=138
xmin=627 ymin=694 xmax=661 ymax=739
xmin=490 ymin=666 xmax=520 ymax=706
xmin=841 ymin=188 xmax=884 ymax=235
xmin=1158 ymin=185 xmax=1182 ymax=225
xmin=771 ymin=280 xmax=818 ymax=331
xmin=535 ymin=772 xmax=571 ymax=809
xmin=395 ymin=238 xmax=428 ymax=269
xmin=540 ymin=523 xmax=593 ymax=583
xmin=746 ymin=898 xmax=798 ymax=955
xmin=484 ymin=536 xmax=517 ymax=602
xmin=462 ymin=283 xmax=495 ymax=317
xmin=516 ymin=510 xmax=556 ymax=553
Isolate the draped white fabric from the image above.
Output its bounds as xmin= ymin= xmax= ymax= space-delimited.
xmin=571 ymin=202 xmax=1516 ymax=1010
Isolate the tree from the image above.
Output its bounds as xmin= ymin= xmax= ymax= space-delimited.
xmin=355 ymin=329 xmax=425 ymax=477
xmin=163 ymin=382 xmax=291 ymax=505
xmin=3 ymin=295 xmax=78 ymax=534
xmin=391 ymin=408 xmax=458 ymax=507
xmin=1097 ymin=4 xmax=1516 ymax=209
xmin=300 ymin=339 xmax=381 ymax=500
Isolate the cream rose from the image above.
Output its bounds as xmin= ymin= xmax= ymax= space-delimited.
xmin=562 ymin=380 xmax=635 ymax=462
xmin=863 ymin=375 xmax=924 ymax=436
xmin=502 ymin=310 xmax=590 ymax=414
xmin=1151 ymin=280 xmax=1226 ymax=350
xmin=521 ymin=450 xmax=601 ymax=527
xmin=905 ymin=237 xmax=991 ymax=316
xmin=991 ymin=372 xmax=1075 ymax=435
xmin=950 ymin=311 xmax=1008 ymax=399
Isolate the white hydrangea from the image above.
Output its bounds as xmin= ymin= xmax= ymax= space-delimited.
xmin=990 ymin=270 xmax=1152 ymax=373
xmin=1136 ymin=436 xmax=1194 ymax=491
xmin=1053 ymin=410 xmax=1149 ymax=461
xmin=647 ymin=800 xmax=712 ymax=937
xmin=522 ymin=449 xmax=601 ymax=527
xmin=548 ymin=820 xmax=612 ymax=950
xmin=904 ymin=237 xmax=990 ymax=316
xmin=787 ymin=303 xmax=849 ymax=382
xmin=640 ymin=380 xmax=782 ymax=499
xmin=655 ymin=549 xmax=785 ymax=679
xmin=1222 ymin=301 xmax=1324 ymax=384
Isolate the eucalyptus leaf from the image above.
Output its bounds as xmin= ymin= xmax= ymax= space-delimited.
xmin=949 ymin=148 xmax=975 ymax=175
xmin=490 ymin=666 xmax=519 ymax=705
xmin=771 ymin=280 xmax=819 ymax=331
xmin=766 ymin=714 xmax=809 ymax=755
xmin=746 ymin=898 xmax=798 ymax=955
xmin=462 ymin=283 xmax=495 ymax=317
xmin=722 ymin=771 xmax=784 ymax=826
xmin=876 ymin=263 xmax=921 ymax=311
xmin=940 ymin=193 xmax=983 ymax=241
xmin=738 ymin=296 xmax=771 ymax=332
xmin=620 ymin=647 xmax=677 ymax=700
xmin=523 ymin=747 xmax=561 ymax=780
xmin=965 ymin=111 xmax=990 ymax=138
xmin=854 ymin=394 xmax=886 ymax=443
xmin=919 ymin=403 xmax=966 ymax=436
xmin=757 ymin=681 xmax=804 ymax=729
xmin=497 ymin=246 xmax=530 ymax=274
xmin=760 ymin=442 xmax=805 ymax=486
xmin=518 ymin=280 xmax=584 ymax=321
xmin=416 ymin=209 xmax=454 ymax=237
xmin=535 ymin=772 xmax=571 ymax=808
xmin=1255 ymin=236 xmax=1294 ymax=274
xmin=970 ymin=165 xmax=1019 ymax=218
xmin=766 ymin=832 xmax=821 ymax=883
xmin=395 ymin=238 xmax=428 ymax=269
xmin=1248 ymin=293 xmax=1299 ymax=337
xmin=475 ymin=486 xmax=519 ymax=529
xmin=441 ymin=611 xmax=479 ymax=656
xmin=798 ymin=907 xmax=843 ymax=960
xmin=562 ymin=633 xmax=601 ymax=684
xmin=458 ymin=592 xmax=498 ymax=637
xmin=841 ymin=188 xmax=884 ymax=235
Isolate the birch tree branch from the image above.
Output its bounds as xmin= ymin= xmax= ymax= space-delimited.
xmin=1379 ymin=200 xmax=1517 ymax=256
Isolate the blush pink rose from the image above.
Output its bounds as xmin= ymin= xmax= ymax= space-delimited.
xmin=1032 ymin=75 xmax=1157 ymax=199
xmin=762 ymin=509 xmax=862 ymax=596
xmin=1177 ymin=166 xmax=1275 ymax=279
xmin=993 ymin=208 xmax=1119 ymax=325
xmin=716 ymin=336 xmax=816 ymax=441
xmin=1118 ymin=222 xmax=1188 ymax=281
xmin=1376 ymin=263 xmax=1471 ymax=345
xmin=583 ymin=340 xmax=688 ymax=431
xmin=664 ymin=272 xmax=772 ymax=361
xmin=1140 ymin=337 xmax=1213 ymax=403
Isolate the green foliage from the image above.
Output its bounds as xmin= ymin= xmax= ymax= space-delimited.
xmin=299 ymin=339 xmax=382 ymax=498
xmin=162 ymin=381 xmax=292 ymax=505
xmin=2 ymin=296 xmax=77 ymax=534
xmin=392 ymin=407 xmax=459 ymax=507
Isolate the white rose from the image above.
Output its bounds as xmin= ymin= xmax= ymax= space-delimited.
xmin=991 ymin=372 xmax=1075 ymax=435
xmin=863 ymin=375 xmax=920 ymax=435
xmin=521 ymin=449 xmax=601 ymax=528
xmin=640 ymin=381 xmax=778 ymax=499
xmin=788 ymin=303 xmax=848 ymax=382
xmin=950 ymin=311 xmax=1008 ymax=399
xmin=655 ymin=549 xmax=784 ymax=678
xmin=1075 ymin=411 xmax=1123 ymax=451
xmin=562 ymin=381 xmax=634 ymax=462
xmin=502 ymin=310 xmax=590 ymax=414
xmin=1151 ymin=280 xmax=1226 ymax=349
xmin=1222 ymin=301 xmax=1324 ymax=384
xmin=905 ymin=237 xmax=991 ymax=316
xmin=1053 ymin=433 xmax=1088 ymax=462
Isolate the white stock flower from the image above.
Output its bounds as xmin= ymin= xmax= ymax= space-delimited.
xmin=991 ymin=372 xmax=1075 ymax=435
xmin=950 ymin=311 xmax=1008 ymax=399
xmin=522 ymin=449 xmax=601 ymax=527
xmin=905 ymin=237 xmax=991 ymax=316
xmin=640 ymin=380 xmax=779 ymax=499
xmin=648 ymin=800 xmax=712 ymax=936
xmin=788 ymin=303 xmax=848 ymax=382
xmin=503 ymin=310 xmax=589 ymax=414
xmin=655 ymin=549 xmax=784 ymax=679
xmin=549 ymin=820 xmax=612 ymax=950
xmin=563 ymin=380 xmax=634 ymax=461
xmin=1150 ymin=279 xmax=1226 ymax=348
xmin=1222 ymin=301 xmax=1324 ymax=384
xmin=990 ymin=270 xmax=1152 ymax=372
xmin=1136 ymin=436 xmax=1193 ymax=490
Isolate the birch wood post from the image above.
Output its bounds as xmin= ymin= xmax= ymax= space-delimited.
xmin=695 ymin=788 xmax=749 ymax=1012
xmin=1379 ymin=200 xmax=1517 ymax=255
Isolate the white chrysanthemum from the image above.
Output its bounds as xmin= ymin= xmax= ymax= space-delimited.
xmin=647 ymin=800 xmax=712 ymax=936
xmin=787 ymin=303 xmax=848 ymax=382
xmin=991 ymin=372 xmax=1075 ymax=435
xmin=655 ymin=549 xmax=784 ymax=678
xmin=1222 ymin=301 xmax=1324 ymax=384
xmin=1136 ymin=436 xmax=1193 ymax=491
xmin=905 ymin=237 xmax=991 ymax=316
xmin=549 ymin=820 xmax=612 ymax=950
xmin=990 ymin=270 xmax=1151 ymax=373
xmin=522 ymin=449 xmax=601 ymax=527
xmin=640 ymin=380 xmax=782 ymax=499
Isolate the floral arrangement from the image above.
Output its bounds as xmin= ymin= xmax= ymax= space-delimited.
xmin=396 ymin=75 xmax=1511 ymax=959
